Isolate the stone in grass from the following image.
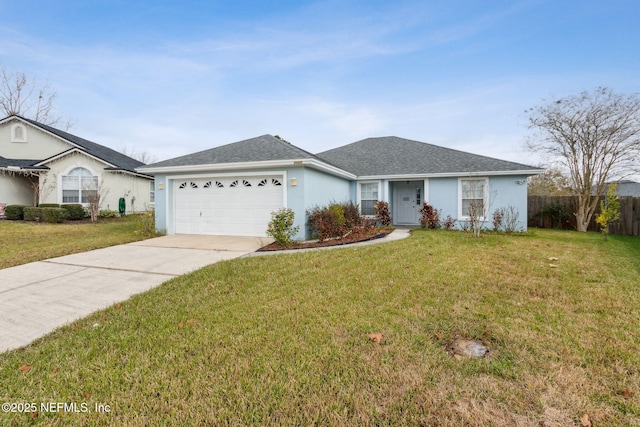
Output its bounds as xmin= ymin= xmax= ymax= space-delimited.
xmin=449 ymin=338 xmax=489 ymax=359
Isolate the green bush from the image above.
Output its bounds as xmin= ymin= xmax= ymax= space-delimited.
xmin=39 ymin=203 xmax=60 ymax=208
xmin=23 ymin=206 xmax=42 ymax=221
xmin=62 ymin=204 xmax=86 ymax=220
xmin=137 ymin=211 xmax=157 ymax=238
xmin=342 ymin=201 xmax=362 ymax=229
xmin=42 ymin=208 xmax=68 ymax=223
xmin=99 ymin=209 xmax=120 ymax=218
xmin=266 ymin=208 xmax=299 ymax=247
xmin=307 ymin=202 xmax=352 ymax=242
xmin=5 ymin=204 xmax=27 ymax=220
xmin=23 ymin=207 xmax=68 ymax=223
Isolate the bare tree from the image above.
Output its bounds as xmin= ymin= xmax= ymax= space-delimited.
xmin=120 ymin=146 xmax=158 ymax=165
xmin=87 ymin=182 xmax=109 ymax=222
xmin=527 ymin=87 xmax=640 ymax=231
xmin=0 ymin=66 xmax=73 ymax=128
xmin=28 ymin=173 xmax=56 ymax=206
xmin=466 ymin=200 xmax=484 ymax=238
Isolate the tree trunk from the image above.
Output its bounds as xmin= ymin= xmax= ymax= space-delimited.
xmin=575 ymin=195 xmax=597 ymax=232
xmin=575 ymin=211 xmax=588 ymax=232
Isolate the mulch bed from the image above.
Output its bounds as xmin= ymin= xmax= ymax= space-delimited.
xmin=258 ymin=227 xmax=394 ymax=252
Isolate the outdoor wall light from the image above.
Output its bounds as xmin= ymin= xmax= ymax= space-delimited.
xmin=291 ymin=178 xmax=298 ymax=186
xmin=515 ymin=179 xmax=526 ymax=185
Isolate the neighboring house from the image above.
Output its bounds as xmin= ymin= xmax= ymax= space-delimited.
xmin=0 ymin=115 xmax=154 ymax=213
xmin=595 ymin=180 xmax=640 ymax=197
xmin=140 ymin=135 xmax=543 ymax=238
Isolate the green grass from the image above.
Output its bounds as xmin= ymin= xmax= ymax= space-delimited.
xmin=0 ymin=216 xmax=150 ymax=269
xmin=1 ymin=229 xmax=639 ymax=426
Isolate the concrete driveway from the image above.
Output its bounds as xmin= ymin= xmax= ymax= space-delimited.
xmin=0 ymin=235 xmax=270 ymax=353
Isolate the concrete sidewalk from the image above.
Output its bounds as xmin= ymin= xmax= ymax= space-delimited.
xmin=0 ymin=236 xmax=267 ymax=353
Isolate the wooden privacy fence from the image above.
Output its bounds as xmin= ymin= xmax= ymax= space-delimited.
xmin=528 ymin=196 xmax=640 ymax=236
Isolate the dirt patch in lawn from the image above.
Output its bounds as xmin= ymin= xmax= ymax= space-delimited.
xmin=258 ymin=227 xmax=394 ymax=251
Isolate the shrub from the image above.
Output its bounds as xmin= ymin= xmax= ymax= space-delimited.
xmin=307 ymin=202 xmax=348 ymax=242
xmin=42 ymin=208 xmax=68 ymax=223
xmin=99 ymin=209 xmax=120 ymax=218
xmin=61 ymin=204 xmax=86 ymax=220
xmin=502 ymin=205 xmax=522 ymax=234
xmin=362 ymin=216 xmax=376 ymax=230
xmin=536 ymin=202 xmax=571 ymax=229
xmin=137 ymin=210 xmax=157 ymax=238
xmin=419 ymin=202 xmax=441 ymax=229
xmin=342 ymin=201 xmax=363 ymax=229
xmin=5 ymin=204 xmax=27 ymax=220
xmin=266 ymin=208 xmax=300 ymax=247
xmin=492 ymin=208 xmax=505 ymax=232
xmin=39 ymin=203 xmax=60 ymax=208
xmin=443 ymin=215 xmax=457 ymax=231
xmin=23 ymin=206 xmax=71 ymax=223
xmin=374 ymin=201 xmax=391 ymax=226
xmin=23 ymin=207 xmax=42 ymax=221
xmin=595 ymin=184 xmax=620 ymax=241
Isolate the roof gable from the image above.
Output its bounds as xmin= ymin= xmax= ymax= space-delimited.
xmin=1 ymin=115 xmax=145 ymax=173
xmin=143 ymin=134 xmax=323 ymax=169
xmin=316 ymin=136 xmax=542 ymax=177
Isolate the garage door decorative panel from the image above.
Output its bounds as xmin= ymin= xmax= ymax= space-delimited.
xmin=174 ymin=175 xmax=284 ymax=237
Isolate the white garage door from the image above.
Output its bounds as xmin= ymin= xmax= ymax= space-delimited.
xmin=174 ymin=175 xmax=284 ymax=237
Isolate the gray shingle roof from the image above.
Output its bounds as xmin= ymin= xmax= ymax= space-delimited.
xmin=596 ymin=180 xmax=640 ymax=197
xmin=14 ymin=116 xmax=146 ymax=173
xmin=142 ymin=134 xmax=323 ymax=168
xmin=616 ymin=181 xmax=640 ymax=197
xmin=0 ymin=156 xmax=47 ymax=169
xmin=316 ymin=136 xmax=541 ymax=176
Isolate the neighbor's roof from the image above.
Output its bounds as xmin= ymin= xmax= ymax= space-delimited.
xmin=141 ymin=134 xmax=327 ymax=169
xmin=316 ymin=136 xmax=543 ymax=177
xmin=0 ymin=155 xmax=47 ymax=170
xmin=1 ymin=115 xmax=147 ymax=174
xmin=602 ymin=180 xmax=640 ymax=197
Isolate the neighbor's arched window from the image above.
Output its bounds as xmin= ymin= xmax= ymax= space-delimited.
xmin=62 ymin=167 xmax=98 ymax=203
xmin=11 ymin=124 xmax=27 ymax=142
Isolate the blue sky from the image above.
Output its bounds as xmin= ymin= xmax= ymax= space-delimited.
xmin=1 ymin=0 xmax=638 ymax=166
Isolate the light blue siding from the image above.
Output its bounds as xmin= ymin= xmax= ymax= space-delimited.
xmin=304 ymin=168 xmax=351 ymax=206
xmin=486 ymin=175 xmax=529 ymax=231
xmin=427 ymin=175 xmax=529 ymax=231
xmin=299 ymin=168 xmax=352 ymax=239
xmin=428 ymin=177 xmax=458 ymax=220
xmin=153 ymin=169 xmax=531 ymax=238
xmin=283 ymin=167 xmax=306 ymax=239
xmin=153 ymin=176 xmax=168 ymax=234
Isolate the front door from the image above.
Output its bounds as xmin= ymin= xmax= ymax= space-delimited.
xmin=393 ymin=181 xmax=422 ymax=225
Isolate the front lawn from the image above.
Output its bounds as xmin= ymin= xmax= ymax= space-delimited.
xmin=1 ymin=229 xmax=639 ymax=425
xmin=0 ymin=216 xmax=150 ymax=269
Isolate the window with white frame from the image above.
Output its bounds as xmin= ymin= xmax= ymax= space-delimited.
xmin=359 ymin=182 xmax=379 ymax=216
xmin=62 ymin=167 xmax=98 ymax=203
xmin=150 ymin=181 xmax=155 ymax=203
xmin=459 ymin=178 xmax=488 ymax=219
